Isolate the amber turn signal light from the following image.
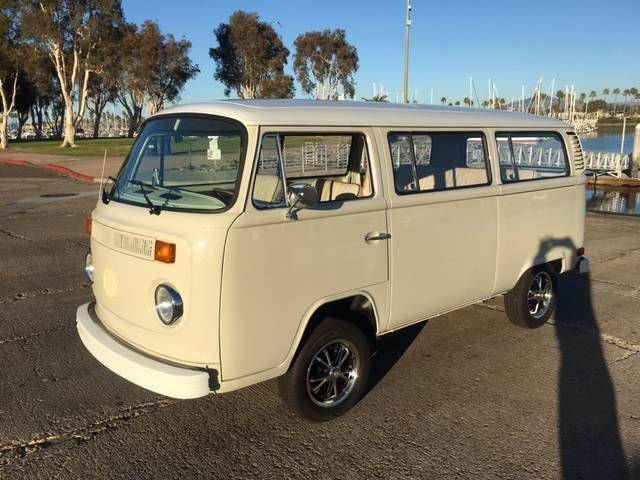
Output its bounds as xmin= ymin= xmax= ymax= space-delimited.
xmin=154 ymin=240 xmax=176 ymax=263
xmin=85 ymin=217 xmax=92 ymax=236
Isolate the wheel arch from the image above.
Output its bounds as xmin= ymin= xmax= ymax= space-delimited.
xmin=282 ymin=290 xmax=381 ymax=372
xmin=515 ymin=255 xmax=565 ymax=284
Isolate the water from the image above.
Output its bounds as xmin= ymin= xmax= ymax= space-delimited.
xmin=580 ymin=128 xmax=635 ymax=155
xmin=586 ymin=187 xmax=640 ymax=215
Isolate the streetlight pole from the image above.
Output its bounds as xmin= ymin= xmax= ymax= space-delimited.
xmin=403 ymin=0 xmax=412 ymax=104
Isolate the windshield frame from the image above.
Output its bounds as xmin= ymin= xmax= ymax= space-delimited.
xmin=107 ymin=113 xmax=249 ymax=214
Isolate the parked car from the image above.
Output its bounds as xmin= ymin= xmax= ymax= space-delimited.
xmin=77 ymin=100 xmax=588 ymax=421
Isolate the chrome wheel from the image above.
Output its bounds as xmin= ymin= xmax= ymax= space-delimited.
xmin=306 ymin=339 xmax=360 ymax=408
xmin=527 ymin=271 xmax=553 ymax=319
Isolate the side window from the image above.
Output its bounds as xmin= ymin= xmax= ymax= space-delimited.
xmin=388 ymin=132 xmax=490 ymax=193
xmin=253 ymin=134 xmax=285 ymax=208
xmin=253 ymin=132 xmax=373 ymax=208
xmin=496 ymin=132 xmax=568 ymax=182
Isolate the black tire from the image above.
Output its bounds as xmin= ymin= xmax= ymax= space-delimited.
xmin=278 ymin=317 xmax=371 ymax=422
xmin=505 ymin=265 xmax=557 ymax=328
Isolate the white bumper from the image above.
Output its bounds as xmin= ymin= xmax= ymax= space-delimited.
xmin=76 ymin=302 xmax=211 ymax=399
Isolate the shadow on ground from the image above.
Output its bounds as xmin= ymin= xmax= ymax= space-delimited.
xmin=367 ymin=321 xmax=427 ymax=392
xmin=554 ymin=268 xmax=637 ymax=479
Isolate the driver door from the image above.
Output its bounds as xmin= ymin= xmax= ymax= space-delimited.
xmin=219 ymin=127 xmax=389 ymax=381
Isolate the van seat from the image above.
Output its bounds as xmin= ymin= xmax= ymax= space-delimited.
xmin=417 ymin=168 xmax=486 ymax=190
xmin=315 ymin=179 xmax=360 ymax=202
xmin=446 ymin=167 xmax=488 ymax=187
xmin=254 ymin=174 xmax=284 ymax=204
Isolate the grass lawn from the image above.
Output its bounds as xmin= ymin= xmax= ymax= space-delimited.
xmin=8 ymin=137 xmax=135 ymax=157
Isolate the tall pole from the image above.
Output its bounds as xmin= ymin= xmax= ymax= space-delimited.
xmin=403 ymin=0 xmax=412 ymax=104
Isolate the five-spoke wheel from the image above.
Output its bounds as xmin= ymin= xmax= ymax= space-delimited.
xmin=279 ymin=317 xmax=371 ymax=421
xmin=505 ymin=265 xmax=557 ymax=328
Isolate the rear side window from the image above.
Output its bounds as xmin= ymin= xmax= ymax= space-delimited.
xmin=388 ymin=132 xmax=490 ymax=193
xmin=496 ymin=132 xmax=568 ymax=182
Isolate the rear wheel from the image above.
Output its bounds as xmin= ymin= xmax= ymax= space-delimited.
xmin=278 ymin=317 xmax=371 ymax=421
xmin=505 ymin=266 xmax=556 ymax=328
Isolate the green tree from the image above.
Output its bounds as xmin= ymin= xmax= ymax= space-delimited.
xmin=587 ymin=99 xmax=607 ymax=113
xmin=0 ymin=0 xmax=21 ymax=149
xmin=15 ymin=74 xmax=34 ymax=140
xmin=293 ymin=29 xmax=358 ymax=100
xmin=602 ymin=88 xmax=610 ymax=106
xmin=87 ymin=75 xmax=117 ymax=137
xmin=454 ymin=100 xmax=460 ymax=106
xmin=463 ymin=97 xmax=471 ymax=107
xmin=23 ymin=46 xmax=57 ymax=139
xmin=209 ymin=11 xmax=294 ymax=99
xmin=22 ymin=0 xmax=124 ymax=147
xmin=440 ymin=96 xmax=446 ymax=105
xmin=147 ymin=32 xmax=199 ymax=114
xmin=115 ymin=22 xmax=153 ymax=136
xmin=115 ymin=21 xmax=197 ymax=135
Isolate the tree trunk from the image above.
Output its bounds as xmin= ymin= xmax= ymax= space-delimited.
xmin=93 ymin=113 xmax=101 ymax=138
xmin=61 ymin=101 xmax=76 ymax=147
xmin=127 ymin=106 xmax=142 ymax=137
xmin=31 ymin=103 xmax=44 ymax=139
xmin=17 ymin=111 xmax=29 ymax=140
xmin=0 ymin=115 xmax=9 ymax=149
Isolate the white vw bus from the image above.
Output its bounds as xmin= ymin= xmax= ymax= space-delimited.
xmin=77 ymin=100 xmax=588 ymax=421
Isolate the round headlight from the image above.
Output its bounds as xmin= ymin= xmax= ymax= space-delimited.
xmin=154 ymin=285 xmax=183 ymax=325
xmin=84 ymin=252 xmax=94 ymax=283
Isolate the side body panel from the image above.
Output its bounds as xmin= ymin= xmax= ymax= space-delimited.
xmin=377 ymin=127 xmax=499 ymax=330
xmin=490 ymin=129 xmax=585 ymax=294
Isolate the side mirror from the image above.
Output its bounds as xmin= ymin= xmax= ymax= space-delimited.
xmin=286 ymin=183 xmax=318 ymax=219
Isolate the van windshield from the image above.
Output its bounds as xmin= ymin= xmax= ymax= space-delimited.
xmin=110 ymin=115 xmax=245 ymax=212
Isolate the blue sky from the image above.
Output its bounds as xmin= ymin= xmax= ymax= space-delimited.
xmin=122 ymin=0 xmax=639 ymax=104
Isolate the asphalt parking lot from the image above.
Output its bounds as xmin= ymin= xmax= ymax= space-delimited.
xmin=1 ymin=164 xmax=639 ymax=479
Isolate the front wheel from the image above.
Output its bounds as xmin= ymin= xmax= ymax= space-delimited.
xmin=505 ymin=266 xmax=557 ymax=328
xmin=278 ymin=317 xmax=371 ymax=421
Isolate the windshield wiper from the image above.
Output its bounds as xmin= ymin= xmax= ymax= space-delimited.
xmin=129 ymin=180 xmax=162 ymax=215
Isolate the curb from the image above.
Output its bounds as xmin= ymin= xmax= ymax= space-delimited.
xmin=0 ymin=158 xmax=96 ymax=183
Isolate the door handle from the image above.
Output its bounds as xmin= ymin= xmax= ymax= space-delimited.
xmin=365 ymin=232 xmax=391 ymax=242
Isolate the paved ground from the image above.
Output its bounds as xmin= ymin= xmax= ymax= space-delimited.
xmin=0 ymin=151 xmax=125 ymax=183
xmin=0 ymin=164 xmax=639 ymax=479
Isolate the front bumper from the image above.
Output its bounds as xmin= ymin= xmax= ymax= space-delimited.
xmin=76 ymin=302 xmax=211 ymax=399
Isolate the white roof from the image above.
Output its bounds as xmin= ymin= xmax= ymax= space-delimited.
xmin=157 ymin=99 xmax=569 ymax=129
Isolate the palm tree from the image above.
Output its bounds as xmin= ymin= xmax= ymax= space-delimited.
xmin=463 ymin=97 xmax=471 ymax=107
xmin=482 ymin=100 xmax=489 ymax=108
xmin=623 ymin=89 xmax=630 ymax=115
xmin=630 ymin=88 xmax=639 ymax=116
xmin=585 ymin=90 xmax=596 ymax=115
xmin=602 ymin=88 xmax=610 ymax=107
xmin=440 ymin=96 xmax=447 ymax=105
xmin=612 ymin=88 xmax=620 ymax=115
xmin=579 ymin=92 xmax=586 ymax=112
xmin=556 ymin=90 xmax=566 ymax=113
